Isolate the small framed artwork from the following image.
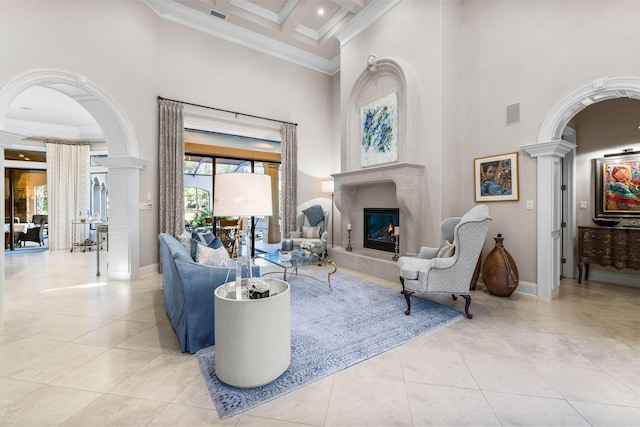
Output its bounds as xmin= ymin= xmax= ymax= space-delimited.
xmin=594 ymin=153 xmax=640 ymax=218
xmin=474 ymin=152 xmax=519 ymax=202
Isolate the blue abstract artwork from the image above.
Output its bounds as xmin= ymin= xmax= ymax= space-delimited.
xmin=360 ymin=92 xmax=398 ymax=166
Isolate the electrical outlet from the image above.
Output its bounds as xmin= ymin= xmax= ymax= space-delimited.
xmin=526 ymin=200 xmax=534 ymax=210
xmin=139 ymin=202 xmax=146 ymax=210
xmin=147 ymin=202 xmax=153 ymax=210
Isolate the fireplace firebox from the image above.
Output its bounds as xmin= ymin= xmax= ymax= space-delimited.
xmin=363 ymin=208 xmax=399 ymax=252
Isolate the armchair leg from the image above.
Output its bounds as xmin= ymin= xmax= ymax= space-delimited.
xmin=400 ymin=277 xmax=405 ymax=294
xmin=402 ymin=289 xmax=414 ymax=315
xmin=461 ymin=294 xmax=473 ymax=319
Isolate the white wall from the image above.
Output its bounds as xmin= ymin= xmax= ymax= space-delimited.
xmin=460 ymin=0 xmax=640 ymax=283
xmin=0 ymin=0 xmax=335 ymax=268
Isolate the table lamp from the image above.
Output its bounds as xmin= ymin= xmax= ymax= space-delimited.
xmin=214 ymin=173 xmax=273 ymax=299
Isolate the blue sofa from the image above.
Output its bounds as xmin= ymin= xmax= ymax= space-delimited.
xmin=158 ymin=233 xmax=260 ymax=353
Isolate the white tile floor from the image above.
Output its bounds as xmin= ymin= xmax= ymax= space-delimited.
xmin=1 ymin=249 xmax=639 ymax=426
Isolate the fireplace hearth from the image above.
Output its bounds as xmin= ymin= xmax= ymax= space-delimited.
xmin=364 ymin=208 xmax=399 ymax=252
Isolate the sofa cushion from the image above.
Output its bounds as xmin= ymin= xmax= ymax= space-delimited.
xmin=196 ymin=242 xmax=232 ymax=268
xmin=302 ymin=204 xmax=325 ymax=226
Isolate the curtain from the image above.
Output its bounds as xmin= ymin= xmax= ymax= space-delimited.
xmin=46 ymin=141 xmax=90 ymax=250
xmin=281 ymin=123 xmax=297 ymax=237
xmin=158 ymin=99 xmax=185 ymax=237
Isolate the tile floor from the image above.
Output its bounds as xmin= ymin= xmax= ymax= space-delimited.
xmin=0 ymin=249 xmax=638 ymax=426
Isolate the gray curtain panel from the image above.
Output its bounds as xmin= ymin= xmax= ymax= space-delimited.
xmin=158 ymin=99 xmax=185 ymax=238
xmin=280 ymin=123 xmax=298 ymax=238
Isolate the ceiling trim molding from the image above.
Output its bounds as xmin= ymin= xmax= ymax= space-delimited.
xmin=144 ymin=0 xmax=340 ymax=75
xmin=296 ymin=8 xmax=351 ymax=41
xmin=230 ymin=0 xmax=298 ymax=24
xmin=334 ymin=0 xmax=401 ymax=48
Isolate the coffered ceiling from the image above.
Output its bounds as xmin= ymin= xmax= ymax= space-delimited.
xmin=144 ymin=0 xmax=401 ymax=75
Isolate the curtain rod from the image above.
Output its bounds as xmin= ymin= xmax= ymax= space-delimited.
xmin=157 ymin=96 xmax=297 ymax=127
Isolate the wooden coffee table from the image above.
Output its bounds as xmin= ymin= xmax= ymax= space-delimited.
xmin=257 ymin=251 xmax=337 ymax=289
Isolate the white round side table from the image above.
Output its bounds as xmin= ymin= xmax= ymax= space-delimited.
xmin=214 ymin=278 xmax=291 ymax=388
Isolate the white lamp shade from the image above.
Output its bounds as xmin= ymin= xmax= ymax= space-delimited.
xmin=321 ymin=180 xmax=334 ymax=193
xmin=214 ymin=173 xmax=273 ymax=217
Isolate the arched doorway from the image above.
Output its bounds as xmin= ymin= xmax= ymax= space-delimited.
xmin=0 ymin=70 xmax=148 ymax=320
xmin=522 ymin=76 xmax=640 ymax=299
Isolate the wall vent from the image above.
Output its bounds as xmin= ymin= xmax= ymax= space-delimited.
xmin=506 ymin=103 xmax=520 ymax=125
xmin=209 ymin=9 xmax=227 ymax=20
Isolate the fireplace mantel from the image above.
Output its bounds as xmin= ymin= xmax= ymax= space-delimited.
xmin=332 ymin=162 xmax=424 ymax=254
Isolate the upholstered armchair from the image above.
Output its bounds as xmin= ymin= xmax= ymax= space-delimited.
xmin=398 ymin=204 xmax=491 ymax=319
xmin=288 ymin=204 xmax=330 ymax=257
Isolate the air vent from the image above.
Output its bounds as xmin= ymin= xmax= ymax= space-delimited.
xmin=506 ymin=103 xmax=520 ymax=125
xmin=209 ymin=9 xmax=227 ymax=20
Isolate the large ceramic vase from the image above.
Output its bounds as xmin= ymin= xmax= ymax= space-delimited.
xmin=482 ymin=234 xmax=519 ymax=297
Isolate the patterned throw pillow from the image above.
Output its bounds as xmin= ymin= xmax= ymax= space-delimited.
xmin=436 ymin=240 xmax=455 ymax=258
xmin=177 ymin=231 xmax=192 ymax=252
xmin=196 ymin=242 xmax=231 ymax=268
xmin=302 ymin=225 xmax=321 ymax=239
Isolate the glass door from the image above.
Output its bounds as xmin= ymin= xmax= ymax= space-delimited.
xmin=4 ymin=168 xmax=48 ymax=251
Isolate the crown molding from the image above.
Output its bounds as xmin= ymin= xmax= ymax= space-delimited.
xmin=144 ymin=0 xmax=340 ymax=75
xmin=334 ymin=0 xmax=402 ymax=48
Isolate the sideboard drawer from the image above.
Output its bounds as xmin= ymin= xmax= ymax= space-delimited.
xmin=581 ymin=229 xmax=611 ymax=244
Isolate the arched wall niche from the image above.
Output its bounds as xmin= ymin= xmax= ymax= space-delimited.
xmin=345 ymin=56 xmax=421 ymax=172
xmin=522 ymin=75 xmax=640 ymax=300
xmin=0 ymin=69 xmax=147 ymax=285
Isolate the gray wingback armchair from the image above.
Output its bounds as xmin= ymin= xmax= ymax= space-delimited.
xmin=398 ymin=204 xmax=491 ymax=319
xmin=288 ymin=204 xmax=329 ymax=257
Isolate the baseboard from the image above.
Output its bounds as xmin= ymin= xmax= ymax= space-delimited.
xmin=476 ymin=280 xmax=538 ymax=297
xmin=139 ymin=263 xmax=159 ymax=277
xmin=582 ymin=269 xmax=640 ymax=288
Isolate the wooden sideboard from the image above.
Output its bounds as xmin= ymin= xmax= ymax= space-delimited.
xmin=577 ymin=226 xmax=640 ymax=283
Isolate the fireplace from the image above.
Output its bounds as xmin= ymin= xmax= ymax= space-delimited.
xmin=363 ymin=208 xmax=399 ymax=252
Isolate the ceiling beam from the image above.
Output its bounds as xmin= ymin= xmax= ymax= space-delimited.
xmin=280 ymin=0 xmax=316 ymax=35
xmin=329 ymin=0 xmax=364 ymax=14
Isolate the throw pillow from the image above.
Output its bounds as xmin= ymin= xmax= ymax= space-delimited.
xmin=302 ymin=225 xmax=321 ymax=239
xmin=177 ymin=231 xmax=192 ymax=252
xmin=192 ymin=229 xmax=215 ymax=246
xmin=196 ymin=242 xmax=231 ymax=268
xmin=302 ymin=205 xmax=324 ymax=226
xmin=190 ymin=236 xmax=223 ymax=260
xmin=436 ymin=240 xmax=455 ymax=258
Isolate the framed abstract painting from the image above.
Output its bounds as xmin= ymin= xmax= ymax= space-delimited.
xmin=360 ymin=92 xmax=398 ymax=167
xmin=474 ymin=152 xmax=519 ymax=202
xmin=594 ymin=153 xmax=640 ymax=218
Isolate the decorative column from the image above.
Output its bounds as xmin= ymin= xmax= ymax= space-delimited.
xmin=265 ymin=163 xmax=280 ymax=243
xmin=522 ymin=140 xmax=575 ymax=300
xmin=96 ymin=156 xmax=148 ymax=280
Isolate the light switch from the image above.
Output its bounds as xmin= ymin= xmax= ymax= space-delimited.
xmin=526 ymin=200 xmax=534 ymax=210
xmin=579 ymin=201 xmax=587 ymax=210
xmin=139 ymin=202 xmax=146 ymax=210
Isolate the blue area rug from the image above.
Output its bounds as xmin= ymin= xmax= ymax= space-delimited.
xmin=196 ymin=271 xmax=464 ymax=419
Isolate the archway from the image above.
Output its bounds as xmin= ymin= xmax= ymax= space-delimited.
xmin=522 ymin=76 xmax=640 ymax=299
xmin=0 ymin=69 xmax=148 ymax=320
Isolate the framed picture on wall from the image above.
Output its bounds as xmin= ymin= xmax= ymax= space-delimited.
xmin=474 ymin=152 xmax=519 ymax=202
xmin=360 ymin=92 xmax=398 ymax=167
xmin=594 ymin=152 xmax=640 ymax=218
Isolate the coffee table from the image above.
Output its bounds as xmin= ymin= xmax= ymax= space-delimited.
xmin=257 ymin=251 xmax=337 ymax=289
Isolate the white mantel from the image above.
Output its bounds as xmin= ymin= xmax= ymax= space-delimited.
xmin=333 ymin=162 xmax=424 ymax=255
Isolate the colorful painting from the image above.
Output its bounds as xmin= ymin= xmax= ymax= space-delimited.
xmin=360 ymin=92 xmax=398 ymax=167
xmin=595 ymin=154 xmax=640 ymax=218
xmin=474 ymin=152 xmax=519 ymax=202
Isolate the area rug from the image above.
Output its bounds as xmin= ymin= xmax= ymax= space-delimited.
xmin=196 ymin=271 xmax=464 ymax=419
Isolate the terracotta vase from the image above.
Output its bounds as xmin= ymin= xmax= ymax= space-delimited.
xmin=482 ymin=234 xmax=519 ymax=297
